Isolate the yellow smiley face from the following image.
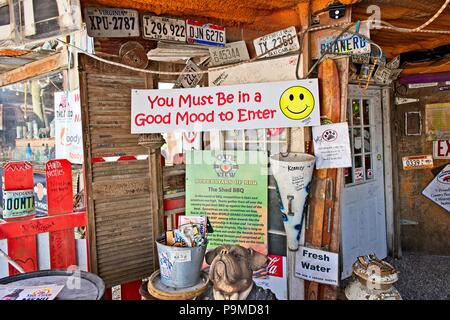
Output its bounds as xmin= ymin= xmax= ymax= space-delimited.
xmin=279 ymin=86 xmax=315 ymax=120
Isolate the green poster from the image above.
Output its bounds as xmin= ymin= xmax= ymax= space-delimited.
xmin=186 ymin=150 xmax=268 ymax=254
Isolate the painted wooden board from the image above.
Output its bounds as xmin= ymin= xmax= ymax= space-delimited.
xmin=305 ymin=58 xmax=341 ymax=300
xmin=3 ymin=161 xmax=37 ymax=274
xmin=46 ymin=160 xmax=76 ymax=269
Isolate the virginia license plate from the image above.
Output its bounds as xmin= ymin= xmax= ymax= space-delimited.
xmin=402 ymin=155 xmax=434 ymax=170
xmin=208 ymin=41 xmax=250 ymax=67
xmin=253 ymin=26 xmax=299 ymax=58
xmin=142 ymin=15 xmax=186 ymax=42
xmin=85 ymin=7 xmax=139 ymax=37
xmin=186 ymin=20 xmax=226 ymax=47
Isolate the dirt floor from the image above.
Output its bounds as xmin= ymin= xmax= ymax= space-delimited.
xmin=385 ymin=252 xmax=450 ymax=300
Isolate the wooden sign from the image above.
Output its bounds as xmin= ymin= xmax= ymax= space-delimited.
xmin=45 ymin=159 xmax=76 ymax=269
xmin=433 ymin=140 xmax=450 ymax=159
xmin=45 ymin=159 xmax=73 ymax=215
xmin=3 ymin=161 xmax=33 ymax=191
xmin=402 ymin=155 xmax=434 ymax=170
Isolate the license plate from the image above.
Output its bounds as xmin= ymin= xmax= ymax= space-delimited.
xmin=208 ymin=41 xmax=250 ymax=67
xmin=175 ymin=60 xmax=203 ymax=88
xmin=186 ymin=20 xmax=226 ymax=47
xmin=402 ymin=155 xmax=434 ymax=170
xmin=253 ymin=26 xmax=299 ymax=58
xmin=142 ymin=15 xmax=186 ymax=42
xmin=85 ymin=7 xmax=139 ymax=37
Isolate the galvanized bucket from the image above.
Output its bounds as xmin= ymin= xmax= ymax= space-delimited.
xmin=156 ymin=237 xmax=207 ymax=289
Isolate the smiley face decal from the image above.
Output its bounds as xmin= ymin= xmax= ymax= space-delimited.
xmin=279 ymin=86 xmax=315 ymax=120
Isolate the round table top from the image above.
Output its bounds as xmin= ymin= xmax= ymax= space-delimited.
xmin=145 ymin=270 xmax=210 ymax=300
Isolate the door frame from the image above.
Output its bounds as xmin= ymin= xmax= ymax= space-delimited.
xmin=345 ymin=84 xmax=395 ymax=257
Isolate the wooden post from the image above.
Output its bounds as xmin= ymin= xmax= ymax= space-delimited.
xmin=138 ymin=133 xmax=166 ymax=271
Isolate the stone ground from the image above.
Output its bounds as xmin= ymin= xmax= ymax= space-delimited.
xmin=385 ymin=252 xmax=450 ymax=300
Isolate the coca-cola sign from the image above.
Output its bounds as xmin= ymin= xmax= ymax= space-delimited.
xmin=267 ymin=255 xmax=283 ymax=278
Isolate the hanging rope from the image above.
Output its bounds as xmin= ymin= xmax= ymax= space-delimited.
xmin=412 ymin=0 xmax=450 ymax=32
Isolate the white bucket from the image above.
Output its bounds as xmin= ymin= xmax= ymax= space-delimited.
xmin=269 ymin=153 xmax=315 ymax=251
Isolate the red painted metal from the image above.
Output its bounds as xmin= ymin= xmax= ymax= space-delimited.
xmin=120 ymin=280 xmax=142 ymax=300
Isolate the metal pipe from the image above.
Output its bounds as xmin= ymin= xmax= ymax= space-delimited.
xmin=0 ymin=248 xmax=25 ymax=274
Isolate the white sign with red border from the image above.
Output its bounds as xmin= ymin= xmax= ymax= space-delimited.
xmin=402 ymin=155 xmax=434 ymax=170
xmin=433 ymin=140 xmax=450 ymax=159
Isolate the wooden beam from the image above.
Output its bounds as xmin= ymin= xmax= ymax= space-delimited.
xmin=0 ymin=50 xmax=68 ymax=87
xmin=0 ymin=212 xmax=87 ymax=240
xmin=401 ymin=58 xmax=450 ymax=76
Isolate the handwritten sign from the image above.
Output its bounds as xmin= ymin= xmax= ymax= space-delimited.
xmin=295 ymin=246 xmax=339 ymax=285
xmin=45 ymin=160 xmax=73 ymax=215
xmin=131 ymin=79 xmax=320 ymax=134
xmin=312 ymin=122 xmax=352 ymax=169
xmin=422 ymin=164 xmax=450 ymax=212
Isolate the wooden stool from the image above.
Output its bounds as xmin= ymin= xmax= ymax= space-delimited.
xmin=141 ymin=270 xmax=209 ymax=300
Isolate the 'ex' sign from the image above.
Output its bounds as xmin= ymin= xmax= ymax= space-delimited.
xmin=433 ymin=140 xmax=450 ymax=159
